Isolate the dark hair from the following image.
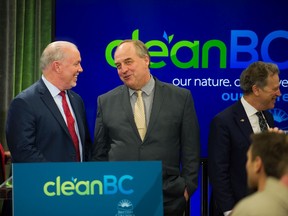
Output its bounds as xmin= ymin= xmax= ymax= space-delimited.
xmin=240 ymin=61 xmax=279 ymax=94
xmin=250 ymin=131 xmax=288 ymax=178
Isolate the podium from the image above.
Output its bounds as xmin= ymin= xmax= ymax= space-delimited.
xmin=13 ymin=161 xmax=163 ymax=216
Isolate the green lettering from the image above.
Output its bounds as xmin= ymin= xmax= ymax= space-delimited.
xmin=43 ymin=181 xmax=55 ymax=196
xmin=202 ymin=40 xmax=227 ymax=68
xmin=56 ymin=176 xmax=61 ymax=196
xmin=90 ymin=180 xmax=103 ymax=195
xmin=61 ymin=181 xmax=74 ymax=196
xmin=75 ymin=181 xmax=90 ymax=195
xmin=105 ymin=40 xmax=122 ymax=67
xmin=171 ymin=40 xmax=199 ymax=68
xmin=146 ymin=40 xmax=168 ymax=68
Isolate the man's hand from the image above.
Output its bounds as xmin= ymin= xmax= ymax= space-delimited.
xmin=184 ymin=187 xmax=189 ymax=201
xmin=268 ymin=127 xmax=285 ymax=134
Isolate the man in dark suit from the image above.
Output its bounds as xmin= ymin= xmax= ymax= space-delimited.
xmin=6 ymin=41 xmax=91 ymax=162
xmin=91 ymin=39 xmax=200 ymax=216
xmin=208 ymin=61 xmax=281 ymax=216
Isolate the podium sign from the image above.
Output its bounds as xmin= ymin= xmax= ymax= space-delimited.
xmin=13 ymin=161 xmax=163 ymax=216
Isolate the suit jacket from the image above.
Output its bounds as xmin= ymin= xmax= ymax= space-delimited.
xmin=6 ymin=79 xmax=91 ymax=162
xmin=92 ymin=77 xmax=200 ymax=212
xmin=208 ymin=100 xmax=274 ymax=215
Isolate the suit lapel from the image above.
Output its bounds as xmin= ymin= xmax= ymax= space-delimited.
xmin=120 ymin=79 xmax=165 ymax=141
xmin=38 ymin=80 xmax=71 ymax=137
xmin=233 ymin=101 xmax=253 ymax=143
xmin=263 ymin=111 xmax=274 ymax=128
xmin=120 ymin=86 xmax=140 ymax=136
xmin=67 ymin=91 xmax=85 ymax=145
xmin=145 ymin=79 xmax=165 ymax=137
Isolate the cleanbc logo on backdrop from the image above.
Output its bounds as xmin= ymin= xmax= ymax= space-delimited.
xmin=105 ymin=29 xmax=288 ymax=69
xmin=43 ymin=175 xmax=133 ymax=197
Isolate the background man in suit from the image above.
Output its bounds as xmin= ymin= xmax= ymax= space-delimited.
xmin=91 ymin=39 xmax=200 ymax=216
xmin=6 ymin=41 xmax=91 ymax=162
xmin=208 ymin=61 xmax=281 ymax=216
xmin=232 ymin=131 xmax=288 ymax=216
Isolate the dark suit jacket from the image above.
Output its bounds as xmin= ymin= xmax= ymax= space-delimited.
xmin=92 ymin=77 xmax=200 ymax=213
xmin=6 ymin=79 xmax=91 ymax=162
xmin=208 ymin=100 xmax=274 ymax=215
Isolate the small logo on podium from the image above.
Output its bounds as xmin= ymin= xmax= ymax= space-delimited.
xmin=115 ymin=199 xmax=135 ymax=216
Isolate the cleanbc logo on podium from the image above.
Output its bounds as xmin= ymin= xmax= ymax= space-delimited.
xmin=13 ymin=162 xmax=163 ymax=216
xmin=43 ymin=175 xmax=133 ymax=196
xmin=105 ymin=29 xmax=288 ymax=69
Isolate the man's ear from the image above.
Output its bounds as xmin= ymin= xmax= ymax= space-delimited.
xmin=252 ymin=84 xmax=260 ymax=96
xmin=52 ymin=61 xmax=61 ymax=73
xmin=253 ymin=156 xmax=263 ymax=173
xmin=144 ymin=54 xmax=150 ymax=67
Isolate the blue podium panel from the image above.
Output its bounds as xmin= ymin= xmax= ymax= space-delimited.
xmin=13 ymin=161 xmax=163 ymax=216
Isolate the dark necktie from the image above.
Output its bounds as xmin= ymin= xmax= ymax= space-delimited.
xmin=256 ymin=111 xmax=268 ymax=132
xmin=59 ymin=91 xmax=80 ymax=161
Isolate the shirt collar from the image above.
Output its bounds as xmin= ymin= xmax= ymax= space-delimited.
xmin=42 ymin=75 xmax=62 ymax=97
xmin=241 ymin=96 xmax=258 ymax=117
xmin=129 ymin=75 xmax=155 ymax=96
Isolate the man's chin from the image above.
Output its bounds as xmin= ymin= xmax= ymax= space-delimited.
xmin=123 ymin=81 xmax=134 ymax=89
xmin=71 ymin=83 xmax=77 ymax=88
xmin=269 ymin=104 xmax=275 ymax=109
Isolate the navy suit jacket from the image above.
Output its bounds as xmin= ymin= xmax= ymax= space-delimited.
xmin=6 ymin=79 xmax=91 ymax=162
xmin=92 ymin=77 xmax=200 ymax=211
xmin=208 ymin=100 xmax=274 ymax=214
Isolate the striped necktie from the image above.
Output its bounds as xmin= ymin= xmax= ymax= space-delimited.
xmin=256 ymin=111 xmax=268 ymax=131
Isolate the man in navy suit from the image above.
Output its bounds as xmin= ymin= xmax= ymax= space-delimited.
xmin=6 ymin=41 xmax=91 ymax=162
xmin=208 ymin=61 xmax=281 ymax=216
xmin=91 ymin=39 xmax=200 ymax=216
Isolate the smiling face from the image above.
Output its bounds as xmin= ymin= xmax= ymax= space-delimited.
xmin=56 ymin=46 xmax=83 ymax=90
xmin=240 ymin=61 xmax=281 ymax=111
xmin=114 ymin=41 xmax=150 ymax=90
xmin=253 ymin=73 xmax=281 ymax=110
